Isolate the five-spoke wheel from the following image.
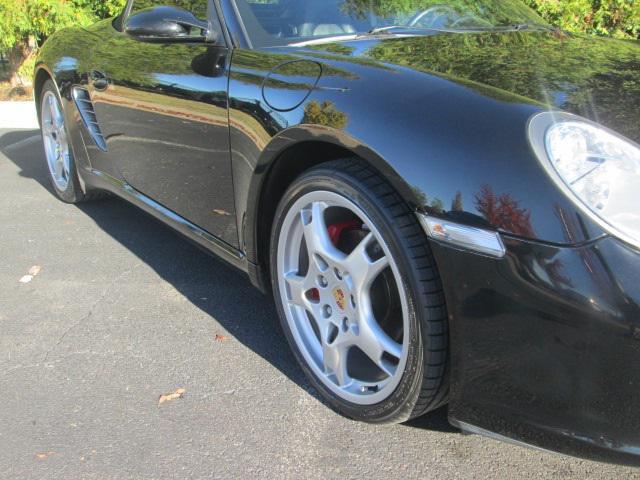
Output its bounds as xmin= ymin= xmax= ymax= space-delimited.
xmin=271 ymin=160 xmax=448 ymax=423
xmin=41 ymin=90 xmax=72 ymax=191
xmin=278 ymin=191 xmax=409 ymax=404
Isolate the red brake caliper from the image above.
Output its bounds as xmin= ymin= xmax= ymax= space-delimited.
xmin=328 ymin=220 xmax=362 ymax=247
xmin=306 ymin=220 xmax=362 ymax=303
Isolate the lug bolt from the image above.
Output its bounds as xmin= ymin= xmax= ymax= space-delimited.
xmin=334 ymin=268 xmax=343 ymax=280
xmin=323 ymin=305 xmax=333 ymax=318
xmin=318 ymin=275 xmax=328 ymax=288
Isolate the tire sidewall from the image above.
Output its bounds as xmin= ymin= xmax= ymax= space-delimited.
xmin=270 ymin=167 xmax=426 ymax=424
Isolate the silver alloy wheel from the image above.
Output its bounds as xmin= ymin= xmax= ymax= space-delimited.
xmin=41 ymin=90 xmax=71 ymax=191
xmin=277 ymin=190 xmax=409 ymax=405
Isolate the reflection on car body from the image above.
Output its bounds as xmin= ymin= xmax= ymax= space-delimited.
xmin=34 ymin=0 xmax=640 ymax=465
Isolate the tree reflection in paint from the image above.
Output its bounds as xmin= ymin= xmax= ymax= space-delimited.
xmin=302 ymin=101 xmax=348 ymax=129
xmin=475 ymin=184 xmax=534 ymax=237
xmin=475 ymin=185 xmax=573 ymax=287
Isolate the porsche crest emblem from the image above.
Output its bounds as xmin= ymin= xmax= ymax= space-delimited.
xmin=333 ymin=287 xmax=346 ymax=310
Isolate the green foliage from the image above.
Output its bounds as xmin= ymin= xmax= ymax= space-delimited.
xmin=523 ymin=0 xmax=639 ymax=39
xmin=343 ymin=0 xmax=545 ymax=26
xmin=344 ymin=0 xmax=640 ymax=39
xmin=0 ymin=0 xmax=126 ymax=51
xmin=0 ymin=0 xmax=29 ymax=50
xmin=75 ymin=0 xmax=127 ymax=19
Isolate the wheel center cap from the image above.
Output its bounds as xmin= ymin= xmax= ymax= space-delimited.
xmin=332 ymin=287 xmax=347 ymax=311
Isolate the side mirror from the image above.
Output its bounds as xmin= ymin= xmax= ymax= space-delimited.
xmin=124 ymin=6 xmax=218 ymax=43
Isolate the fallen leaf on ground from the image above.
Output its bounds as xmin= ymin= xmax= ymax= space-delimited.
xmin=214 ymin=334 xmax=228 ymax=342
xmin=19 ymin=265 xmax=42 ymax=284
xmin=213 ymin=209 xmax=231 ymax=216
xmin=28 ymin=265 xmax=42 ymax=276
xmin=158 ymin=388 xmax=186 ymax=405
xmin=36 ymin=451 xmax=55 ymax=460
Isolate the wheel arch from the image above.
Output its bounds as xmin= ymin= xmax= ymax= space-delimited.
xmin=244 ymin=125 xmax=422 ymax=290
xmin=33 ymin=64 xmax=58 ymax=125
xmin=33 ymin=62 xmax=99 ymax=196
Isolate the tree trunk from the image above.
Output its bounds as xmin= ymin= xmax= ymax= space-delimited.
xmin=7 ymin=39 xmax=33 ymax=86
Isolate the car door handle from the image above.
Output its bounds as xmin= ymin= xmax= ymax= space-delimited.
xmin=91 ymin=70 xmax=109 ymax=91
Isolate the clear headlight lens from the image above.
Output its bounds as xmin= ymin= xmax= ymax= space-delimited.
xmin=543 ymin=120 xmax=640 ymax=246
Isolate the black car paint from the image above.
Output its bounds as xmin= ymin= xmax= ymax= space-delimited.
xmin=438 ymin=236 xmax=640 ymax=464
xmin=69 ymin=14 xmax=238 ymax=246
xmin=34 ymin=0 xmax=640 ymax=464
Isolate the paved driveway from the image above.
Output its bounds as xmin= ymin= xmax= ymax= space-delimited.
xmin=0 ymin=124 xmax=638 ymax=479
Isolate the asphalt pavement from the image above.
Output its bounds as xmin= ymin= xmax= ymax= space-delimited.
xmin=1 ymin=117 xmax=639 ymax=478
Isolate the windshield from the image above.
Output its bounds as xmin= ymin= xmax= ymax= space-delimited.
xmin=234 ymin=0 xmax=549 ymax=48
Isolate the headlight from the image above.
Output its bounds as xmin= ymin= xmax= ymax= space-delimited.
xmin=529 ymin=112 xmax=640 ymax=248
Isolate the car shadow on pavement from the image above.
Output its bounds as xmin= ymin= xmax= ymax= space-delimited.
xmin=1 ymin=128 xmax=459 ymax=434
xmin=0 ymin=129 xmax=56 ymax=195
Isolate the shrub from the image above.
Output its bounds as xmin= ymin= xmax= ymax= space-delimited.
xmin=0 ymin=0 xmax=126 ymax=84
xmin=524 ymin=0 xmax=640 ymax=39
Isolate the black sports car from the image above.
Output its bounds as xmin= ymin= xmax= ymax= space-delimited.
xmin=34 ymin=0 xmax=640 ymax=464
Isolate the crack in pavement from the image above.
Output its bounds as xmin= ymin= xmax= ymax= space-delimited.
xmin=41 ymin=264 xmax=141 ymax=364
xmin=0 ymin=349 xmax=153 ymax=379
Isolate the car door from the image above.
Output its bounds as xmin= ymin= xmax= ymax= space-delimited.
xmin=86 ymin=0 xmax=238 ymax=246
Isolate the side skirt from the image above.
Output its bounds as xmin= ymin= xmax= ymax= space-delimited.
xmin=449 ymin=419 xmax=561 ymax=457
xmin=85 ymin=168 xmax=249 ymax=273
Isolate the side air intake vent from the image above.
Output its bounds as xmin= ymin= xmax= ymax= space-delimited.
xmin=72 ymin=87 xmax=107 ymax=152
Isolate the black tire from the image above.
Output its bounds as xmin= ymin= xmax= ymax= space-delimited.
xmin=39 ymin=79 xmax=106 ymax=204
xmin=270 ymin=158 xmax=448 ymax=424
